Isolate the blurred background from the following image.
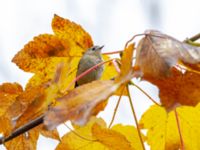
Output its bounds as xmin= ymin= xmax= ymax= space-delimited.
xmin=0 ymin=0 xmax=199 ymax=149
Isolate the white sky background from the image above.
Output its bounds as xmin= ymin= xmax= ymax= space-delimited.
xmin=0 ymin=0 xmax=200 ymax=149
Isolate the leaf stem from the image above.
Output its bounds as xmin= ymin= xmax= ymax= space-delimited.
xmin=0 ymin=115 xmax=44 ymax=144
xmin=184 ymin=33 xmax=200 ymax=42
xmin=112 ymin=59 xmax=121 ymax=73
xmin=63 ymin=123 xmax=96 ymax=142
xmin=129 ymin=81 xmax=160 ymax=106
xmin=124 ymin=33 xmax=145 ymax=49
xmin=108 ymin=86 xmax=125 ymax=128
xmin=174 ymin=109 xmax=185 ymax=150
xmin=126 ymin=85 xmax=145 ymax=150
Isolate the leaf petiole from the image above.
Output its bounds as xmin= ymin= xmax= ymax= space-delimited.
xmin=126 ymin=85 xmax=145 ymax=150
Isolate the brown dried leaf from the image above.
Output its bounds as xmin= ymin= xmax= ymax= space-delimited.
xmin=44 ymin=80 xmax=119 ymax=130
xmin=135 ymin=30 xmax=200 ymax=77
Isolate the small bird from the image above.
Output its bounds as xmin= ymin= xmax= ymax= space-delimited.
xmin=75 ymin=45 xmax=104 ymax=87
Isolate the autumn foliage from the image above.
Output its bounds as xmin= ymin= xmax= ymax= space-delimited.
xmin=0 ymin=14 xmax=200 ymax=150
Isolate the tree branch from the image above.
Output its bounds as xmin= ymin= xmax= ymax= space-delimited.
xmin=0 ymin=115 xmax=44 ymax=144
xmin=184 ymin=32 xmax=200 ymax=42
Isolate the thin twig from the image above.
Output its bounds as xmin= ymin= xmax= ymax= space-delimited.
xmin=184 ymin=33 xmax=200 ymax=42
xmin=124 ymin=33 xmax=146 ymax=49
xmin=129 ymin=81 xmax=160 ymax=106
xmin=63 ymin=123 xmax=96 ymax=142
xmin=174 ymin=109 xmax=185 ymax=150
xmin=108 ymin=86 xmax=125 ymax=128
xmin=0 ymin=115 xmax=44 ymax=144
xmin=126 ymin=85 xmax=145 ymax=150
xmin=112 ymin=59 xmax=121 ymax=73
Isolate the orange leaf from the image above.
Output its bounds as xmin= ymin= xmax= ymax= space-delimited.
xmin=120 ymin=43 xmax=134 ymax=78
xmin=144 ymin=68 xmax=200 ymax=109
xmin=15 ymin=83 xmax=57 ymax=129
xmin=4 ymin=129 xmax=39 ymax=150
xmin=115 ymin=43 xmax=134 ymax=95
xmin=12 ymin=34 xmax=67 ymax=72
xmin=52 ymin=14 xmax=93 ymax=53
xmin=0 ymin=83 xmax=23 ymax=136
xmin=0 ymin=117 xmax=12 ymax=137
xmin=12 ymin=15 xmax=93 ymax=88
xmin=0 ymin=82 xmax=22 ymax=94
xmin=101 ymin=55 xmax=118 ymax=80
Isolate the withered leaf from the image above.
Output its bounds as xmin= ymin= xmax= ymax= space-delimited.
xmin=135 ymin=30 xmax=200 ymax=77
xmin=44 ymin=80 xmax=119 ymax=130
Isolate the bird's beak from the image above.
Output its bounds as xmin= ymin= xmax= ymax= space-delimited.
xmin=99 ymin=45 xmax=104 ymax=50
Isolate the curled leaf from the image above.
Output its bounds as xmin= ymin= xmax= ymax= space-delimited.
xmin=135 ymin=30 xmax=200 ymax=77
xmin=44 ymin=80 xmax=119 ymax=130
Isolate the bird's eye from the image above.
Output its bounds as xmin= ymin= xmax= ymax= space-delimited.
xmin=92 ymin=47 xmax=96 ymax=51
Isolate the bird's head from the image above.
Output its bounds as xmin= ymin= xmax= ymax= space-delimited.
xmin=85 ymin=45 xmax=104 ymax=55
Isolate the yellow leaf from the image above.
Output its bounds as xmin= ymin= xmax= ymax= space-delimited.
xmin=111 ymin=124 xmax=145 ymax=150
xmin=56 ymin=117 xmax=107 ymax=150
xmin=56 ymin=117 xmax=142 ymax=150
xmin=12 ymin=15 xmax=93 ymax=88
xmin=52 ymin=14 xmax=93 ymax=54
xmin=120 ymin=43 xmax=134 ymax=78
xmin=101 ymin=55 xmax=118 ymax=80
xmin=12 ymin=15 xmax=117 ymax=90
xmin=140 ymin=104 xmax=200 ymax=150
xmin=92 ymin=123 xmax=132 ymax=150
xmin=114 ymin=43 xmax=134 ymax=96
